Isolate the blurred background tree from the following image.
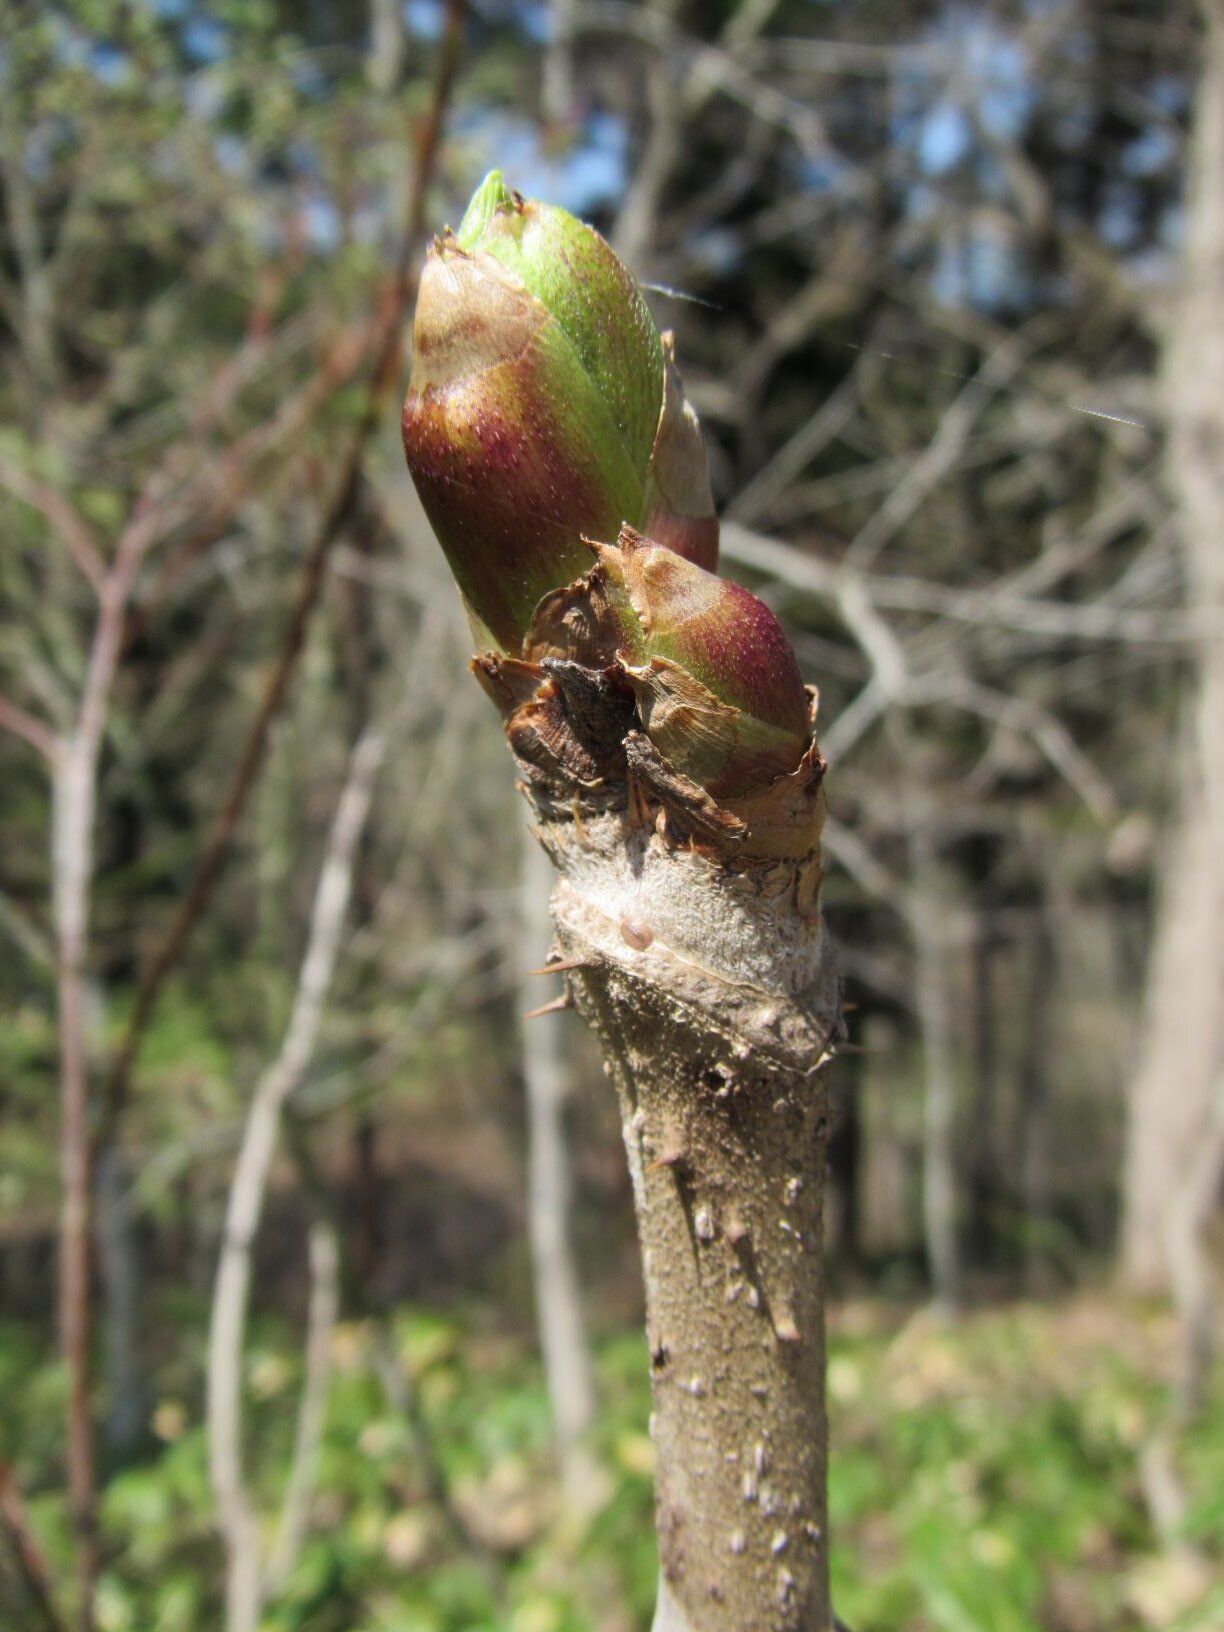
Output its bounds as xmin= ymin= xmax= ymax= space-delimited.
xmin=0 ymin=2 xmax=1220 ymax=1630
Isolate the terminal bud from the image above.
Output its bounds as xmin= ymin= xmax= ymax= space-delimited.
xmin=403 ymin=172 xmax=716 ymax=652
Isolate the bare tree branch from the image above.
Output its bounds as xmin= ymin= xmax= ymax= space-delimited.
xmin=843 ymin=330 xmax=1031 ymax=571
xmin=208 ymin=723 xmax=385 ymax=1632
xmin=0 ymin=693 xmax=59 ymax=765
xmin=266 ymin=1219 xmax=341 ymax=1589
xmin=611 ymin=0 xmax=684 ymax=274
xmin=0 ymin=1463 xmax=69 ymax=1632
xmin=576 ymin=0 xmax=846 ymax=162
xmin=542 ymin=0 xmax=579 ymax=123
xmin=0 ymin=456 xmax=106 ymax=594
xmin=728 ymin=369 xmax=860 ymax=526
xmin=822 ymin=814 xmax=903 ymax=906
xmin=933 ymin=676 xmax=1118 ymax=822
xmin=1122 ymin=0 xmax=1224 ymax=1299
xmin=141 ymin=326 xmax=368 ymax=614
xmin=722 ymin=521 xmax=1210 ymax=645
xmin=54 ymin=502 xmax=165 ymax=1632
xmin=99 ymin=0 xmax=466 ymax=1137
xmin=1165 ymin=1070 xmax=1224 ymax=1419
xmin=905 ymin=806 xmax=963 ymax=1315
xmin=0 ymin=108 xmax=58 ymax=394
xmin=519 ymin=824 xmax=599 ymax=1509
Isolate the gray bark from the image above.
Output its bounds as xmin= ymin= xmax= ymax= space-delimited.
xmin=907 ymin=823 xmax=962 ymax=1314
xmin=542 ymin=0 xmax=578 ymax=124
xmin=95 ymin=1146 xmax=145 ymax=1460
xmin=1020 ymin=907 xmax=1056 ymax=1295
xmin=1120 ymin=785 xmax=1220 ymax=1289
xmin=524 ymin=782 xmax=840 ymax=1631
xmin=1166 ymin=1073 xmax=1224 ymax=1418
xmin=519 ymin=824 xmax=599 ymax=1507
xmin=267 ymin=1219 xmax=341 ymax=1587
xmin=1121 ymin=0 xmax=1224 ymax=1304
xmin=366 ymin=0 xmax=408 ymax=95
xmin=209 ymin=726 xmax=384 ymax=1632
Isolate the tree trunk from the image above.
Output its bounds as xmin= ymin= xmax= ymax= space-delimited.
xmin=52 ymin=740 xmax=98 ymax=1632
xmin=1166 ymin=1073 xmax=1224 ymax=1418
xmin=967 ymin=912 xmax=999 ymax=1270
xmin=1120 ymin=0 xmax=1224 ymax=1300
xmin=907 ymin=824 xmax=962 ymax=1314
xmin=208 ymin=726 xmax=384 ymax=1632
xmin=1019 ymin=906 xmax=1056 ymax=1295
xmin=96 ymin=1145 xmax=145 ymax=1461
xmin=519 ymin=824 xmax=599 ymax=1508
xmin=1120 ymin=786 xmax=1221 ymax=1289
xmin=542 ymin=0 xmax=578 ymax=124
xmin=366 ymin=0 xmax=407 ymax=95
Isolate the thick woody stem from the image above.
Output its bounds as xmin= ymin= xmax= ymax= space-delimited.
xmin=527 ymin=797 xmax=839 ymax=1632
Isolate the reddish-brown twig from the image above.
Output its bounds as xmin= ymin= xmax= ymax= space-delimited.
xmin=98 ymin=0 xmax=466 ymax=1145
xmin=0 ymin=694 xmax=59 ymax=764
xmin=0 ymin=1462 xmax=69 ymax=1632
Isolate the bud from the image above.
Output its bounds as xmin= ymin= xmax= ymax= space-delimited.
xmin=609 ymin=529 xmax=811 ymax=800
xmin=402 ymin=172 xmax=716 ymax=651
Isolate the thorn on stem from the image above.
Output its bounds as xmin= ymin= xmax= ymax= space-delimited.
xmin=772 ymin=1305 xmax=802 ymax=1344
xmin=527 ymin=957 xmax=587 ymax=975
xmin=647 ymin=1146 xmax=688 ymax=1172
xmin=523 ymin=992 xmax=572 ymax=1020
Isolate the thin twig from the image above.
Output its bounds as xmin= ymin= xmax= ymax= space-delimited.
xmin=0 ymin=694 xmax=59 ymax=764
xmin=0 ymin=454 xmax=106 ymax=594
xmin=56 ymin=508 xmax=165 ymax=1632
xmin=266 ymin=1219 xmax=341 ymax=1589
xmin=843 ymin=330 xmax=1032 ymax=571
xmin=99 ymin=0 xmax=466 ymax=1142
xmin=519 ymin=823 xmax=599 ymax=1508
xmin=208 ymin=724 xmax=386 ymax=1632
xmin=721 ymin=520 xmax=1213 ymax=645
xmin=140 ymin=326 xmax=368 ymax=618
xmin=0 ymin=1463 xmax=69 ymax=1632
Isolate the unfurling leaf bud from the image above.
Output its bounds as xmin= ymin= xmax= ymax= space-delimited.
xmin=402 ymin=172 xmax=716 ymax=651
xmin=608 ymin=529 xmax=812 ymax=800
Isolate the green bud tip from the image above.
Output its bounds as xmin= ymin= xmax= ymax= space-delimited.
xmin=402 ymin=173 xmax=718 ymax=652
xmin=455 ymin=170 xmax=515 ymax=248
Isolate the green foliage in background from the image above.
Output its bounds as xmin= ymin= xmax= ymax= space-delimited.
xmin=2 ymin=1298 xmax=1219 ymax=1631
